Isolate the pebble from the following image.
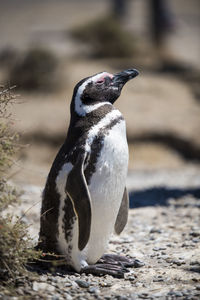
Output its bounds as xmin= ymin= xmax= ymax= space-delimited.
xmin=63 ymin=294 xmax=73 ymax=300
xmin=126 ymin=276 xmax=136 ymax=281
xmin=192 ymin=238 xmax=200 ymax=243
xmin=172 ymin=259 xmax=185 ymax=266
xmin=173 ymin=291 xmax=183 ymax=297
xmin=115 ymin=296 xmax=128 ymax=300
xmin=75 ymin=279 xmax=90 ymax=288
xmin=88 ymin=287 xmax=99 ymax=294
xmin=133 ymin=259 xmax=145 ymax=268
xmin=150 ymin=228 xmax=162 ymax=234
xmin=167 ymin=291 xmax=183 ymax=297
xmin=190 ymin=231 xmax=200 ymax=237
xmin=2 ymin=188 xmax=200 ymax=300
xmin=138 ymin=292 xmax=149 ymax=299
xmin=153 ymin=276 xmax=164 ymax=282
xmin=151 ymin=292 xmax=164 ymax=297
xmin=100 ymin=281 xmax=113 ymax=287
xmin=129 ymin=294 xmax=138 ymax=300
xmin=65 ymin=282 xmax=72 ymax=287
xmin=51 ymin=296 xmax=60 ymax=300
xmin=153 ymin=247 xmax=167 ymax=251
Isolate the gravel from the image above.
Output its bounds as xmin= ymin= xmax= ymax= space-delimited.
xmin=1 ymin=171 xmax=200 ymax=299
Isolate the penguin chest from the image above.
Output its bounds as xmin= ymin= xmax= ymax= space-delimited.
xmin=86 ymin=120 xmax=129 ymax=262
xmin=89 ymin=120 xmax=128 ymax=201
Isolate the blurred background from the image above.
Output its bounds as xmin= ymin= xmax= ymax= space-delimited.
xmin=0 ymin=0 xmax=200 ymax=194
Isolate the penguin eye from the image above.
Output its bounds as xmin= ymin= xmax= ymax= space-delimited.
xmin=96 ymin=79 xmax=104 ymax=85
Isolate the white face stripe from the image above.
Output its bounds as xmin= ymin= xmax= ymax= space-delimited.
xmin=86 ymin=109 xmax=122 ymax=148
xmin=75 ymin=72 xmax=112 ymax=116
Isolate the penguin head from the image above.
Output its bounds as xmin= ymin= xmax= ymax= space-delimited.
xmin=72 ymin=69 xmax=139 ymax=116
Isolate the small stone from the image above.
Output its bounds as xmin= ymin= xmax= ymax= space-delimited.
xmin=32 ymin=281 xmax=39 ymax=292
xmin=65 ymin=282 xmax=72 ymax=287
xmin=51 ymin=297 xmax=60 ymax=300
xmin=173 ymin=291 xmax=183 ymax=297
xmin=192 ymin=238 xmax=200 ymax=243
xmin=39 ymin=275 xmax=47 ymax=282
xmin=172 ymin=259 xmax=185 ymax=266
xmin=168 ymin=291 xmax=183 ymax=297
xmin=181 ymin=289 xmax=190 ymax=296
xmin=135 ymin=282 xmax=142 ymax=287
xmin=182 ymin=242 xmax=191 ymax=247
xmin=152 ymin=292 xmax=164 ymax=297
xmin=153 ymin=246 xmax=166 ymax=251
xmin=100 ymin=281 xmax=112 ymax=287
xmin=196 ymin=285 xmax=200 ymax=290
xmin=64 ymin=294 xmax=73 ymax=300
xmin=138 ymin=292 xmax=149 ymax=299
xmin=16 ymin=288 xmax=24 ymax=296
xmin=133 ymin=259 xmax=145 ymax=268
xmin=167 ymin=291 xmax=174 ymax=296
xmin=32 ymin=281 xmax=55 ymax=292
xmin=150 ymin=228 xmax=162 ymax=234
xmin=88 ymin=287 xmax=99 ymax=294
xmin=71 ymin=281 xmax=79 ymax=289
xmin=190 ymin=231 xmax=200 ymax=237
xmin=116 ymin=296 xmax=128 ymax=300
xmin=127 ymin=276 xmax=136 ymax=281
xmin=75 ymin=279 xmax=90 ymax=288
xmin=51 ymin=277 xmax=58 ymax=283
xmin=153 ymin=247 xmax=160 ymax=251
xmin=153 ymin=276 xmax=164 ymax=282
xmin=192 ymin=277 xmax=199 ymax=282
xmin=129 ymin=294 xmax=137 ymax=300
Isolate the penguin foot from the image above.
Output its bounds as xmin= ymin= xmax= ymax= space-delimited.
xmin=81 ymin=263 xmax=128 ymax=278
xmin=80 ymin=255 xmax=144 ymax=278
xmin=99 ymin=254 xmax=145 ymax=268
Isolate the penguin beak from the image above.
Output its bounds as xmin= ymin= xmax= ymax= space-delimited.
xmin=112 ymin=69 xmax=139 ymax=88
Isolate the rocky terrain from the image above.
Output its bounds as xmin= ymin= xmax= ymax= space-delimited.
xmin=2 ymin=172 xmax=200 ymax=299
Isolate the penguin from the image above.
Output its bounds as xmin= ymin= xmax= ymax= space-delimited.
xmin=38 ymin=68 xmax=139 ymax=277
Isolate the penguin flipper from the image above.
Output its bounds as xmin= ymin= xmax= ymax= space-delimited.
xmin=114 ymin=187 xmax=129 ymax=235
xmin=66 ymin=152 xmax=91 ymax=251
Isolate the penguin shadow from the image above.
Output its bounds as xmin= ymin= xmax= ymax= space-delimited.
xmin=25 ymin=252 xmax=77 ymax=277
xmin=129 ymin=187 xmax=200 ymax=208
xmin=26 ymin=255 xmax=77 ymax=277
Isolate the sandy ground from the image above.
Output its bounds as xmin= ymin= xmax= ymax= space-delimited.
xmin=2 ymin=181 xmax=200 ymax=299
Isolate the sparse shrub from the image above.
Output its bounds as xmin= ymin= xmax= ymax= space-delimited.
xmin=0 ymin=85 xmax=18 ymax=173
xmin=70 ymin=16 xmax=136 ymax=58
xmin=0 ymin=215 xmax=37 ymax=281
xmin=9 ymin=48 xmax=59 ymax=91
xmin=0 ymin=86 xmax=39 ymax=286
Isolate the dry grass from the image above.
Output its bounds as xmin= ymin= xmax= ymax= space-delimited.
xmin=0 ymin=85 xmax=40 ymax=286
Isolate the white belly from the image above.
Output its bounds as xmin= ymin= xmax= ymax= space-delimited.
xmin=56 ymin=119 xmax=128 ymax=271
xmin=85 ymin=119 xmax=129 ymax=263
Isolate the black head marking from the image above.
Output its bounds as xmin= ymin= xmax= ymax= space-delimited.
xmin=71 ymin=69 xmax=139 ymax=116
